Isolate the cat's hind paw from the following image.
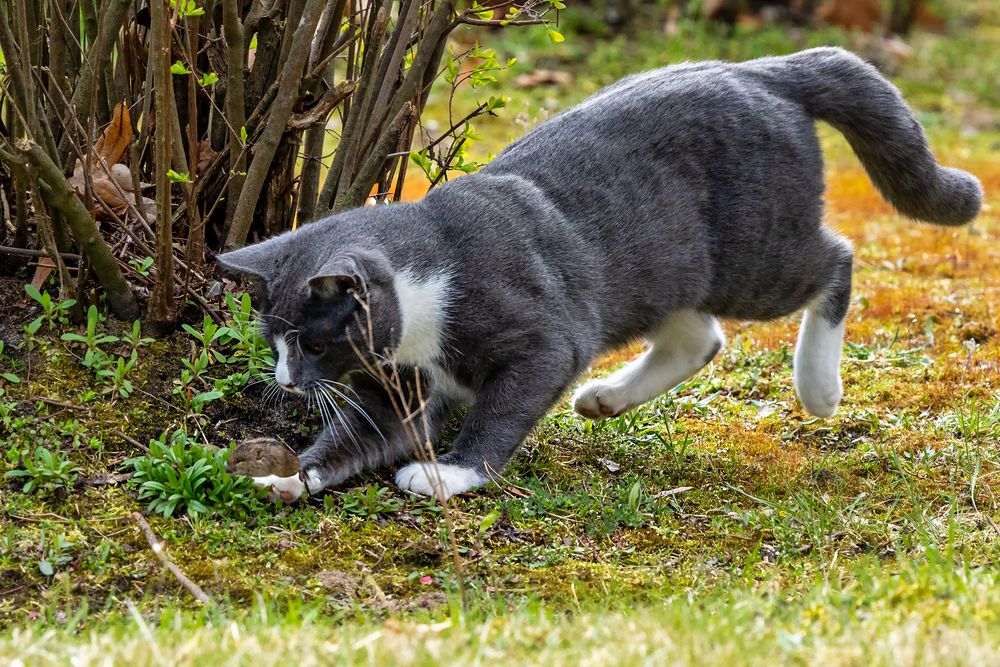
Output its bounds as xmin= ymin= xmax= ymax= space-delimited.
xmin=252 ymin=473 xmax=307 ymax=503
xmin=395 ymin=462 xmax=485 ymax=500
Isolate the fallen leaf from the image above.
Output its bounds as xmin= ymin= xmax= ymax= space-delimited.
xmin=94 ymin=101 xmax=133 ymax=167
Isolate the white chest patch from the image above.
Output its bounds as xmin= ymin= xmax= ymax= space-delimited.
xmin=393 ymin=269 xmax=453 ymax=367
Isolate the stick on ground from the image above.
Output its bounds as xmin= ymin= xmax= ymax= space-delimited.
xmin=131 ymin=511 xmax=212 ymax=605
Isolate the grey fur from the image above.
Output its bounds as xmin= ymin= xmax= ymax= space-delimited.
xmin=218 ymin=47 xmax=982 ymax=493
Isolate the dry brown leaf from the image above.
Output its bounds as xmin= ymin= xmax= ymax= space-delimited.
xmin=196 ymin=139 xmax=217 ymax=174
xmin=30 ymin=256 xmax=56 ymax=291
xmin=94 ymin=101 xmax=133 ymax=167
xmin=92 ymin=178 xmax=131 ymax=211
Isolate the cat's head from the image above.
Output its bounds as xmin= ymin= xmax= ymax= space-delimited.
xmin=217 ymin=233 xmax=402 ymax=394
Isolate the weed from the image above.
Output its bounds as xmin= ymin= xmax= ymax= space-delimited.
xmin=4 ymin=447 xmax=80 ymax=496
xmin=121 ymin=320 xmax=155 ymax=354
xmin=0 ymin=340 xmax=21 ymax=384
xmin=60 ymin=305 xmax=119 ymax=371
xmin=23 ymin=284 xmax=76 ymax=332
xmin=936 ymin=397 xmax=1000 ymax=440
xmin=341 ymin=485 xmax=404 ymax=518
xmin=183 ymin=316 xmax=228 ymax=364
xmin=36 ymin=530 xmax=77 ymax=576
xmin=128 ymin=430 xmax=263 ymax=518
xmin=96 ymin=351 xmax=138 ymax=398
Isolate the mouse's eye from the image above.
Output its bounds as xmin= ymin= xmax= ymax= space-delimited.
xmin=302 ymin=341 xmax=325 ymax=356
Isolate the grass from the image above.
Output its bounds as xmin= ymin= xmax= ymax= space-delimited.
xmin=2 ymin=2 xmax=1000 ymax=664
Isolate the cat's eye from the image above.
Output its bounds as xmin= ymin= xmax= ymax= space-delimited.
xmin=302 ymin=341 xmax=325 ymax=356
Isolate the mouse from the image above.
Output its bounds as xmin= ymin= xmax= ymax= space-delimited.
xmin=224 ymin=437 xmax=301 ymax=478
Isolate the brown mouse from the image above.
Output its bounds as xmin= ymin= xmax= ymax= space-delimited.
xmin=224 ymin=437 xmax=300 ymax=478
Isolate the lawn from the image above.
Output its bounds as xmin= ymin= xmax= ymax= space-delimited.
xmin=2 ymin=3 xmax=999 ymax=665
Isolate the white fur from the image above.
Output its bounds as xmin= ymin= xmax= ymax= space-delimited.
xmin=393 ymin=270 xmax=453 ymax=367
xmin=395 ymin=462 xmax=485 ymax=500
xmin=274 ymin=338 xmax=292 ymax=386
xmin=574 ymin=310 xmax=724 ymax=419
xmin=427 ymin=364 xmax=475 ymax=404
xmin=304 ymin=468 xmax=325 ymax=493
xmin=252 ymin=473 xmax=306 ymax=502
xmin=793 ymin=301 xmax=845 ymax=418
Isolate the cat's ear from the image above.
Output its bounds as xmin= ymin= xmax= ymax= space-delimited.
xmin=308 ymin=255 xmax=365 ymax=299
xmin=216 ymin=240 xmax=280 ymax=282
xmin=308 ymin=248 xmax=389 ymax=299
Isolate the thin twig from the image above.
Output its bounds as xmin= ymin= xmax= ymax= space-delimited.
xmin=131 ymin=512 xmax=212 ymax=605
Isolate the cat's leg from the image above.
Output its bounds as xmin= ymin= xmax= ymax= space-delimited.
xmin=395 ymin=358 xmax=575 ymax=500
xmin=793 ymin=238 xmax=853 ymax=418
xmin=572 ymin=310 xmax=724 ymax=420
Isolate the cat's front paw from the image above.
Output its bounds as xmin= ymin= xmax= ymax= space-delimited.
xmin=572 ymin=381 xmax=629 ymax=420
xmin=395 ymin=462 xmax=485 ymax=500
xmin=252 ymin=473 xmax=307 ymax=503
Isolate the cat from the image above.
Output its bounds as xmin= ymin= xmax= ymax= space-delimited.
xmin=218 ymin=47 xmax=982 ymax=501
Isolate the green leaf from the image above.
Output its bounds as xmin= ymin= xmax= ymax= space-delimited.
xmin=23 ymin=284 xmax=43 ymax=303
xmin=547 ymin=29 xmax=565 ymax=44
xmin=198 ymin=72 xmax=219 ymax=87
xmin=170 ymin=60 xmax=191 ymax=75
xmin=551 ymin=0 xmax=566 ymax=8
xmin=240 ymin=126 xmax=248 ymax=144
xmin=39 ymin=560 xmax=54 ymax=576
xmin=1 ymin=372 xmax=20 ymax=383
xmin=166 ymin=169 xmax=192 ymax=183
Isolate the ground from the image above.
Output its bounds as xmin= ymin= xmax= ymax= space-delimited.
xmin=2 ymin=3 xmax=1000 ymax=665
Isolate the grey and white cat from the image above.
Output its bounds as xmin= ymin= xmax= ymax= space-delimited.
xmin=218 ymin=47 xmax=982 ymax=501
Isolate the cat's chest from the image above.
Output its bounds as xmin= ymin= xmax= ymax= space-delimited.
xmin=427 ymin=364 xmax=475 ymax=404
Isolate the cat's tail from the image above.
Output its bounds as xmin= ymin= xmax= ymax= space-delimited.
xmin=752 ymin=47 xmax=982 ymax=226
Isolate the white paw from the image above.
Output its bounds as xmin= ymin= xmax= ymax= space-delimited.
xmin=572 ymin=381 xmax=629 ymax=420
xmin=794 ymin=374 xmax=843 ymax=418
xmin=395 ymin=462 xmax=485 ymax=500
xmin=252 ymin=473 xmax=307 ymax=503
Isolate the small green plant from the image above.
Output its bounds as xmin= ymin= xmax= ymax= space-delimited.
xmin=5 ymin=446 xmax=81 ymax=495
xmin=96 ymin=352 xmax=138 ymax=398
xmin=122 ymin=321 xmax=155 ymax=354
xmin=23 ymin=284 xmax=77 ymax=331
xmin=37 ymin=531 xmax=77 ymax=577
xmin=128 ymin=430 xmax=263 ymax=518
xmin=183 ymin=316 xmax=228 ymax=364
xmin=218 ymin=293 xmax=273 ymax=380
xmin=0 ymin=340 xmax=21 ymax=384
xmin=128 ymin=256 xmax=155 ymax=277
xmin=341 ymin=485 xmax=404 ymax=518
xmin=60 ymin=305 xmax=119 ymax=370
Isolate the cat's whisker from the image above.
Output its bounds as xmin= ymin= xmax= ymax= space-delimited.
xmin=316 ymin=384 xmax=364 ymax=456
xmin=318 ymin=379 xmax=386 ymax=445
